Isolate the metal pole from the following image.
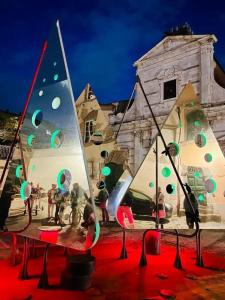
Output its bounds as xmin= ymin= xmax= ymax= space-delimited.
xmin=18 ymin=237 xmax=29 ymax=280
xmin=120 ymin=228 xmax=128 ymax=259
xmin=38 ymin=243 xmax=50 ymax=289
xmin=136 ymin=75 xmax=199 ymax=230
xmin=174 ymin=230 xmax=182 ymax=269
xmin=155 ymin=135 xmax=159 ymax=229
xmin=0 ymin=41 xmax=47 ymax=187
xmin=196 ymin=229 xmax=204 ymax=267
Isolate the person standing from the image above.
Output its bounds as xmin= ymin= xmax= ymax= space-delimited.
xmin=183 ymin=184 xmax=199 ymax=229
xmin=98 ymin=187 xmax=109 ymax=223
xmin=152 ymin=186 xmax=166 ymax=220
xmin=47 ymin=184 xmax=56 ymax=219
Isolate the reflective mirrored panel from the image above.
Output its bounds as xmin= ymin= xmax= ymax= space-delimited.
xmin=76 ymin=84 xmax=132 ymax=226
xmin=0 ymin=22 xmax=99 ymax=250
xmin=115 ymin=83 xmax=225 ymax=229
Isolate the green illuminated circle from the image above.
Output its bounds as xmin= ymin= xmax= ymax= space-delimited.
xmin=39 ymin=90 xmax=43 ymax=96
xmin=32 ymin=109 xmax=43 ymax=128
xmin=198 ymin=194 xmax=204 ymax=202
xmin=27 ymin=134 xmax=35 ymax=147
xmin=194 ymin=171 xmax=201 ymax=178
xmin=57 ymin=169 xmax=72 ymax=191
xmin=20 ymin=181 xmax=31 ymax=200
xmin=43 ymin=78 xmax=46 ymax=83
xmin=195 ymin=132 xmax=207 ymax=148
xmin=52 ymin=97 xmax=61 ymax=109
xmin=54 ymin=74 xmax=59 ymax=81
xmin=194 ymin=120 xmax=201 ymax=127
xmin=101 ymin=166 xmax=111 ymax=176
xmin=205 ymin=178 xmax=217 ymax=193
xmin=149 ymin=182 xmax=154 ymax=188
xmin=16 ymin=165 xmax=22 ymax=178
xmin=162 ymin=167 xmax=171 ymax=178
xmin=50 ymin=129 xmax=62 ymax=148
xmin=204 ymin=153 xmax=213 ymax=163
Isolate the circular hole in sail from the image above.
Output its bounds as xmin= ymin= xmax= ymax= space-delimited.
xmin=32 ymin=110 xmax=43 ymax=128
xmin=195 ymin=132 xmax=207 ymax=148
xmin=97 ymin=181 xmax=106 ymax=190
xmin=57 ymin=169 xmax=72 ymax=191
xmin=204 ymin=153 xmax=213 ymax=163
xmin=50 ymin=129 xmax=63 ymax=148
xmin=205 ymin=178 xmax=217 ymax=193
xmin=168 ymin=142 xmax=179 ymax=157
xmin=166 ymin=184 xmax=176 ymax=194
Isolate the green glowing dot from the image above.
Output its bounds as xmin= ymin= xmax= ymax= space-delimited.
xmin=16 ymin=165 xmax=22 ymax=178
xmin=54 ymin=74 xmax=59 ymax=81
xmin=198 ymin=194 xmax=204 ymax=202
xmin=194 ymin=120 xmax=201 ymax=127
xmin=27 ymin=134 xmax=35 ymax=147
xmin=101 ymin=166 xmax=111 ymax=176
xmin=204 ymin=153 xmax=213 ymax=163
xmin=194 ymin=171 xmax=201 ymax=178
xmin=43 ymin=78 xmax=46 ymax=82
xmin=53 ymin=61 xmax=57 ymax=66
xmin=149 ymin=182 xmax=154 ymax=188
xmin=162 ymin=167 xmax=171 ymax=178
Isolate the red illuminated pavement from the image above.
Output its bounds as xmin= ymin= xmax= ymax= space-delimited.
xmin=0 ymin=229 xmax=225 ymax=299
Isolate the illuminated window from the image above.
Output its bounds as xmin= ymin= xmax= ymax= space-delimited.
xmin=84 ymin=120 xmax=94 ymax=143
xmin=164 ymin=79 xmax=176 ymax=100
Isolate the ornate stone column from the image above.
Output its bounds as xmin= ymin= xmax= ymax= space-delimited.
xmin=200 ymin=42 xmax=213 ymax=105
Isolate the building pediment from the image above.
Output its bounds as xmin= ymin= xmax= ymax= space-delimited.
xmin=134 ymin=34 xmax=217 ymax=67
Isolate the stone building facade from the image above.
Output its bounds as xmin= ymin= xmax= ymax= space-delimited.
xmin=109 ymin=32 xmax=225 ymax=174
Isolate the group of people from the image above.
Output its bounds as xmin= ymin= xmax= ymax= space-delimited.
xmin=47 ymin=182 xmax=95 ymax=229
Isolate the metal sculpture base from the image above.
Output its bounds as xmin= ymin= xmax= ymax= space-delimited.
xmin=139 ymin=230 xmax=148 ymax=267
xmin=38 ymin=243 xmax=50 ymax=289
xmin=174 ymin=231 xmax=182 ymax=270
xmin=30 ymin=239 xmax=38 ymax=259
xmin=196 ymin=229 xmax=204 ymax=267
xmin=120 ymin=228 xmax=128 ymax=259
xmin=18 ymin=237 xmax=29 ymax=280
xmin=9 ymin=233 xmax=21 ymax=266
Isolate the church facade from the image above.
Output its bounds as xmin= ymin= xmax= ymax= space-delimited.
xmin=109 ymin=31 xmax=225 ymax=174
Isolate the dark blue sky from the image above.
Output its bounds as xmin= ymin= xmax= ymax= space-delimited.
xmin=1 ymin=0 xmax=225 ymax=113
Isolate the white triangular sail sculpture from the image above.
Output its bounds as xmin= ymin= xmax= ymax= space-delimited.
xmin=0 ymin=21 xmax=99 ymax=249
xmin=114 ymin=83 xmax=225 ymax=229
